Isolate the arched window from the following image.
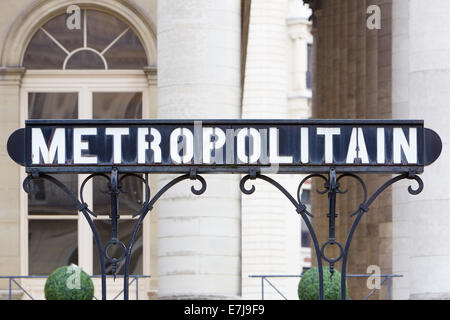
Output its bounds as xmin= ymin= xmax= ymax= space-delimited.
xmin=21 ymin=7 xmax=153 ymax=287
xmin=23 ymin=9 xmax=148 ymax=69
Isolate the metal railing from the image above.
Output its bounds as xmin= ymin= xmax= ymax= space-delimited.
xmin=0 ymin=275 xmax=150 ymax=300
xmin=248 ymin=274 xmax=403 ymax=300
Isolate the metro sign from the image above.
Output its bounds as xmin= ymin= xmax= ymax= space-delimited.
xmin=7 ymin=119 xmax=442 ymax=174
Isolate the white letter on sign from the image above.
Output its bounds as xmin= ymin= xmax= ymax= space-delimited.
xmin=301 ymin=127 xmax=309 ymax=164
xmin=74 ymin=128 xmax=97 ymax=164
xmin=269 ymin=128 xmax=293 ymax=164
xmin=393 ymin=128 xmax=417 ymax=164
xmin=317 ymin=128 xmax=341 ymax=164
xmin=32 ymin=128 xmax=66 ymax=164
xmin=237 ymin=128 xmax=261 ymax=164
xmin=377 ymin=128 xmax=385 ymax=164
xmin=138 ymin=128 xmax=161 ymax=164
xmin=203 ymin=127 xmax=226 ymax=164
xmin=346 ymin=128 xmax=369 ymax=164
xmin=106 ymin=128 xmax=129 ymax=164
xmin=170 ymin=128 xmax=194 ymax=164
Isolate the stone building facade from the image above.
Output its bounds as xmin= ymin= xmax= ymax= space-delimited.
xmin=0 ymin=0 xmax=312 ymax=300
xmin=4 ymin=0 xmax=447 ymax=301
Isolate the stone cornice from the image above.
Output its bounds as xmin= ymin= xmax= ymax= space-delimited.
xmin=303 ymin=0 xmax=321 ymax=27
xmin=143 ymin=65 xmax=157 ymax=86
xmin=287 ymin=18 xmax=312 ymax=41
xmin=0 ymin=67 xmax=26 ymax=75
xmin=0 ymin=67 xmax=26 ymax=85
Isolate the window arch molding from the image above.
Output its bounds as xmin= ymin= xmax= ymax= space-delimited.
xmin=1 ymin=0 xmax=157 ymax=68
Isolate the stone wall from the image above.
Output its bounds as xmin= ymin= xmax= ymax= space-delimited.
xmin=0 ymin=0 xmax=158 ymax=294
xmin=0 ymin=0 xmax=35 ymax=290
xmin=0 ymin=68 xmax=24 ymax=290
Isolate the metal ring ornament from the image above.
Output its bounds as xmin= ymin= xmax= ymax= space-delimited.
xmin=320 ymin=240 xmax=344 ymax=264
xmin=104 ymin=240 xmax=127 ymax=264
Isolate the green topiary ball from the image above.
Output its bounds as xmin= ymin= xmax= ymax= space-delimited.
xmin=298 ymin=267 xmax=348 ymax=300
xmin=45 ymin=265 xmax=94 ymax=300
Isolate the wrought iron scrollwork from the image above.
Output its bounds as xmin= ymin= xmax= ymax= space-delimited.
xmin=239 ymin=168 xmax=424 ymax=300
xmin=22 ymin=168 xmax=207 ymax=300
xmin=23 ymin=165 xmax=423 ymax=300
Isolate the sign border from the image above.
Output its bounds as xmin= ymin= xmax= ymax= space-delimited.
xmin=9 ymin=119 xmax=441 ymax=175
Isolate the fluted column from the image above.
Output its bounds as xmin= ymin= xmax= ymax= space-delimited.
xmin=157 ymin=0 xmax=242 ymax=299
xmin=241 ymin=0 xmax=300 ymax=300
xmin=310 ymin=0 xmax=393 ymax=300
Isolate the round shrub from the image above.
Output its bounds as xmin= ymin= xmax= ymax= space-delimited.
xmin=44 ymin=265 xmax=94 ymax=300
xmin=298 ymin=267 xmax=348 ymax=300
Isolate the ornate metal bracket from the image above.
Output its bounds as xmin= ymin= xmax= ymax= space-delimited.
xmin=23 ymin=168 xmax=207 ymax=300
xmin=240 ymin=167 xmax=423 ymax=300
xmin=23 ymin=165 xmax=423 ymax=300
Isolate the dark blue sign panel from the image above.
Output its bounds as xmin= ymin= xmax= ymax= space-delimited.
xmin=7 ymin=119 xmax=442 ymax=174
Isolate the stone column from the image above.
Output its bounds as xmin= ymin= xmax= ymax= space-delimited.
xmin=143 ymin=65 xmax=159 ymax=299
xmin=157 ymin=0 xmax=242 ymax=299
xmin=392 ymin=0 xmax=450 ymax=300
xmin=391 ymin=0 xmax=411 ymax=300
xmin=241 ymin=0 xmax=299 ymax=300
xmin=290 ymin=33 xmax=308 ymax=92
xmin=0 ymin=67 xmax=25 ymax=294
xmin=310 ymin=0 xmax=393 ymax=300
xmin=286 ymin=9 xmax=312 ymax=119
